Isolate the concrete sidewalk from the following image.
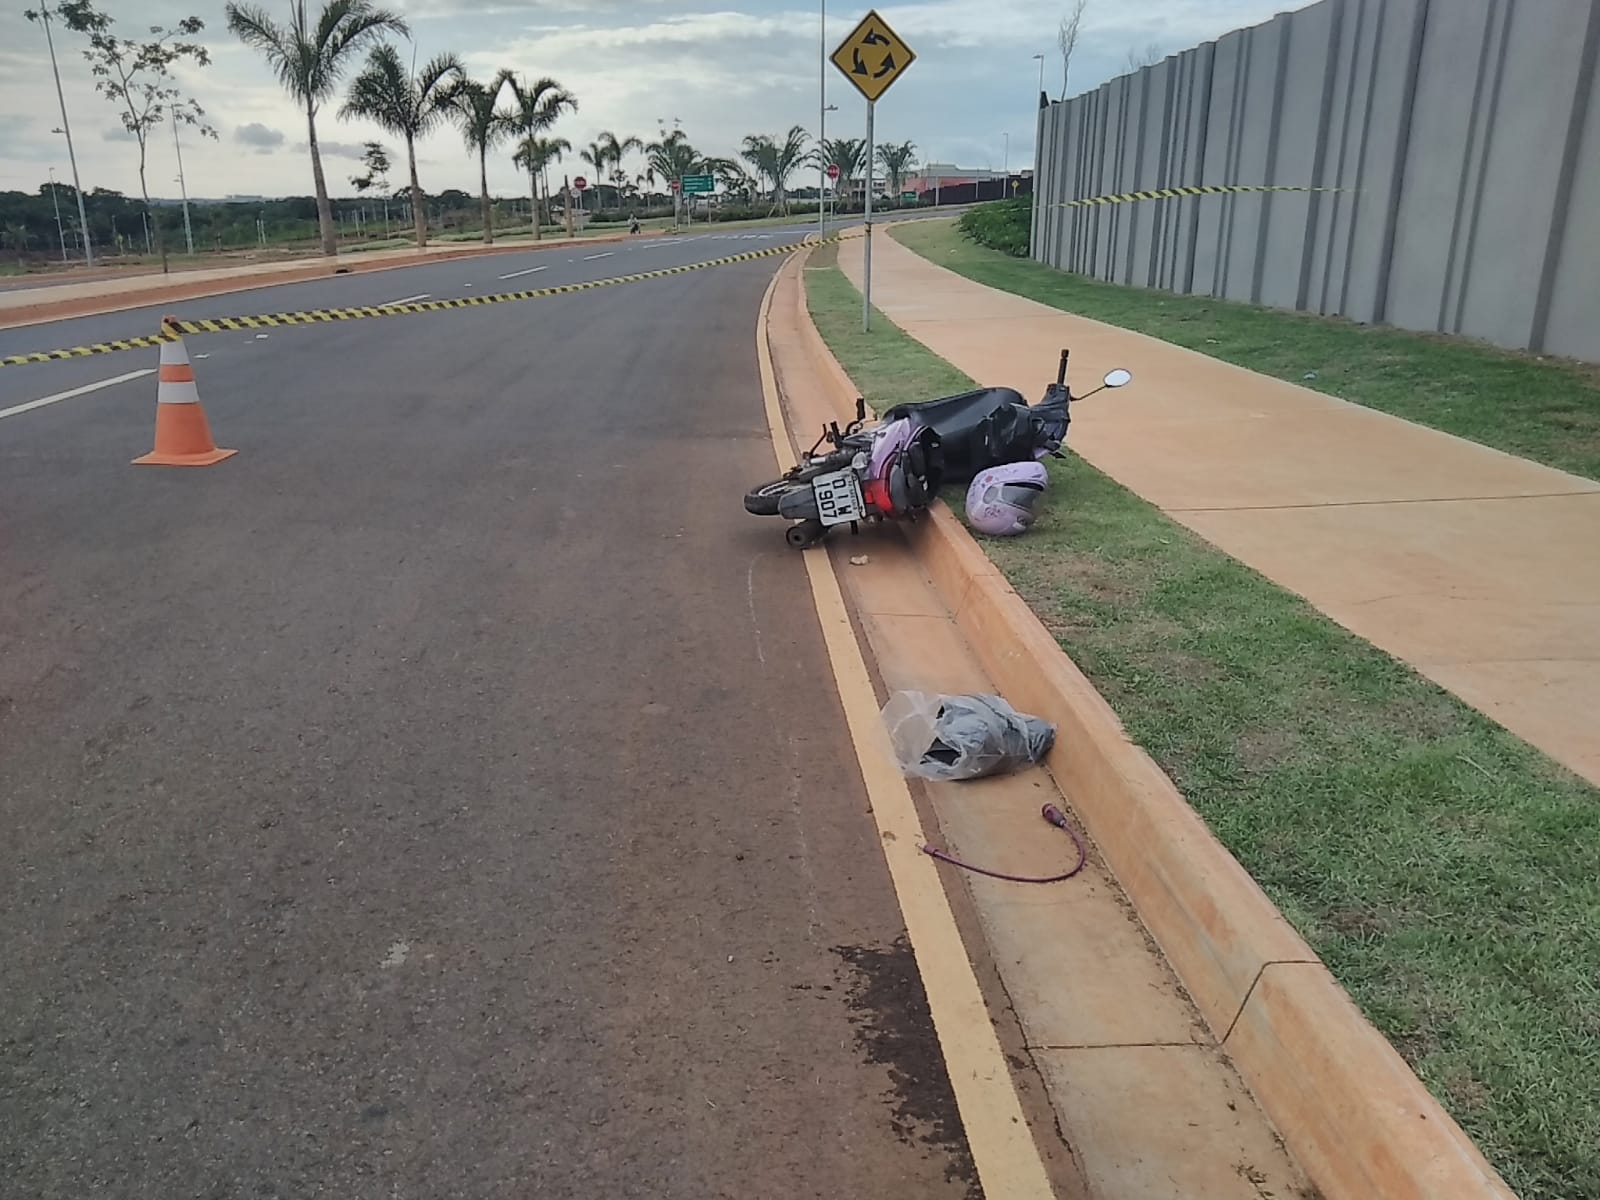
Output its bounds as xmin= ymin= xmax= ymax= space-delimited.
xmin=839 ymin=228 xmax=1600 ymax=787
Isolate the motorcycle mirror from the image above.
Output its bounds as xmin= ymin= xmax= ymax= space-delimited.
xmin=1103 ymin=368 xmax=1132 ymax=389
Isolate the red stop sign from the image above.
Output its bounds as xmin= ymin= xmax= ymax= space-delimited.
xmin=669 ymin=179 xmax=682 ymax=191
xmin=826 ymin=164 xmax=841 ymax=181
xmin=573 ymin=176 xmax=588 ymax=191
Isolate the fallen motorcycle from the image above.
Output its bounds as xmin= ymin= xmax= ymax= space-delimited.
xmin=745 ymin=348 xmax=1131 ymax=548
xmin=743 ymin=410 xmax=944 ymax=549
xmin=882 ymin=348 xmax=1132 ymax=482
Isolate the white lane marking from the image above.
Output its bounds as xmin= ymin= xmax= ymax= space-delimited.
xmin=381 ymin=293 xmax=429 ymax=306
xmin=582 ymin=251 xmax=614 ymax=261
xmin=498 ymin=265 xmax=548 ymax=280
xmin=0 ymin=368 xmax=155 ymax=421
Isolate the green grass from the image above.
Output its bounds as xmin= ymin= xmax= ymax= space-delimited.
xmin=804 ymin=255 xmax=1600 ymax=1200
xmin=893 ymin=218 xmax=1600 ymax=481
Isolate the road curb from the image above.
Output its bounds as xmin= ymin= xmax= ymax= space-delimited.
xmin=787 ymin=244 xmax=1518 ymax=1200
xmin=0 ymin=232 xmax=637 ymax=332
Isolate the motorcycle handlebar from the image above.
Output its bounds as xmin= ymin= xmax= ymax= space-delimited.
xmin=1055 ymin=348 xmax=1069 ymax=389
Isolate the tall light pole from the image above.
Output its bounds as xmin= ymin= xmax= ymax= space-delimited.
xmin=34 ymin=5 xmax=93 ymax=267
xmin=1003 ymin=132 xmax=1010 ymax=177
xmin=819 ymin=0 xmax=827 ymax=237
xmin=172 ymin=111 xmax=195 ymax=256
xmin=47 ymin=168 xmax=67 ymax=262
xmin=1033 ymin=52 xmax=1046 ymax=101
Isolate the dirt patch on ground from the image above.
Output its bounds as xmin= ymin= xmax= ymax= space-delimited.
xmin=834 ymin=937 xmax=982 ymax=1198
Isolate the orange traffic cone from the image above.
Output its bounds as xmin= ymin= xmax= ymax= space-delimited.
xmin=132 ymin=320 xmax=236 ymax=467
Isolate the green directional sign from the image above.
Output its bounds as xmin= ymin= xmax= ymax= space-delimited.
xmin=901 ymin=191 xmax=918 ymax=202
xmin=680 ymin=174 xmax=715 ymax=195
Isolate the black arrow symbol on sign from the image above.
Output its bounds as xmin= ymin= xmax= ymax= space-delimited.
xmin=874 ymin=53 xmax=896 ymax=78
xmin=850 ymin=47 xmax=869 ymax=75
xmin=863 ymin=27 xmax=890 ymax=44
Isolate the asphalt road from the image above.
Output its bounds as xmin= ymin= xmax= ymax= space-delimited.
xmin=0 ymin=226 xmax=983 ymax=1196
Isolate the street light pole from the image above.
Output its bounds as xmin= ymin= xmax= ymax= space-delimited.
xmin=172 ymin=111 xmax=195 ymax=256
xmin=819 ymin=0 xmax=827 ymax=237
xmin=1033 ymin=52 xmax=1046 ymax=101
xmin=47 ymin=168 xmax=67 ymax=262
xmin=1004 ymin=132 xmax=1010 ymax=177
xmin=36 ymin=4 xmax=93 ymax=266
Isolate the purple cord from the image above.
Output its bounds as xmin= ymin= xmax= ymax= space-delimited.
xmin=922 ymin=803 xmax=1088 ymax=884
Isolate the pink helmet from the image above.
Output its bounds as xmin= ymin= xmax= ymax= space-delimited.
xmin=966 ymin=462 xmax=1049 ymax=536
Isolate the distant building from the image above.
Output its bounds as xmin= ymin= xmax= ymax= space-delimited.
xmin=903 ymin=164 xmax=1034 ymax=194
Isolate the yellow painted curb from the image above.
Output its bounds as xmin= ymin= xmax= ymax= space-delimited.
xmin=756 ymin=253 xmax=1058 ymax=1200
xmin=788 ymin=245 xmax=1519 ymax=1200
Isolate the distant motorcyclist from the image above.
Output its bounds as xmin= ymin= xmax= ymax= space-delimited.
xmin=629 ymin=215 xmax=641 ymax=234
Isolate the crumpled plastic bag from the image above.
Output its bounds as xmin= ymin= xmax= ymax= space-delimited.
xmin=881 ymin=691 xmax=1056 ymax=781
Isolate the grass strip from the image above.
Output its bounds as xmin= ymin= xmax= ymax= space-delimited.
xmin=804 ymin=251 xmax=1600 ymax=1200
xmin=892 ymin=218 xmax=1600 ymax=482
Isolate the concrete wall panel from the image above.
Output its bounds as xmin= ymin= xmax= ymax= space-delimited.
xmin=1030 ymin=0 xmax=1598 ymax=360
xmin=1454 ymin=1 xmax=1593 ymax=345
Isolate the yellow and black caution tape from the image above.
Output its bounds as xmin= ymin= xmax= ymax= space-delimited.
xmin=1053 ymin=183 xmax=1342 ymax=209
xmin=1 ymin=241 xmax=806 ymax=369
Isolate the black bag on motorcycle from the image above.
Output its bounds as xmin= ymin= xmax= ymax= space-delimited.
xmin=881 ymin=386 xmax=1058 ymax=483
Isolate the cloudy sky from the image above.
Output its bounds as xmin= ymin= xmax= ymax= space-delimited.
xmin=1 ymin=0 xmax=1297 ymax=201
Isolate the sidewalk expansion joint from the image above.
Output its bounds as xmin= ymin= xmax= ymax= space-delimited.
xmin=1220 ymin=959 xmax=1322 ymax=1046
xmin=1027 ymin=1039 xmax=1215 ymax=1051
xmin=1169 ymin=488 xmax=1600 ymax=514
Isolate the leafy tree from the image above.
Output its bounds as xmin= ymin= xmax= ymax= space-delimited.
xmin=740 ymin=125 xmax=811 ymax=214
xmin=504 ymin=74 xmax=577 ymax=239
xmin=876 ymin=139 xmax=919 ymax=198
xmin=42 ymin=0 xmax=215 ymax=273
xmin=349 ymin=140 xmax=390 ymax=191
xmin=225 ymin=0 xmax=408 ymax=256
xmin=441 ymin=71 xmax=514 ymax=243
xmin=340 ymin=44 xmax=461 ymax=248
xmin=349 ymin=140 xmax=392 ymax=234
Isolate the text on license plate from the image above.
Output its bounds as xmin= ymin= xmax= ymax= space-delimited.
xmin=811 ymin=468 xmax=866 ymax=526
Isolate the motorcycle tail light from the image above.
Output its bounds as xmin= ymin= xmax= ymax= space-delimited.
xmin=864 ymin=476 xmax=893 ymax=515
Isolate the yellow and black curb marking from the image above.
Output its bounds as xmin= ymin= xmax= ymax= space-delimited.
xmin=1053 ymin=183 xmax=1343 ymax=209
xmin=1 ymin=242 xmax=807 ymax=369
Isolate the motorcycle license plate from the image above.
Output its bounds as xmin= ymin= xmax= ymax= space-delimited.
xmin=811 ymin=468 xmax=866 ymax=527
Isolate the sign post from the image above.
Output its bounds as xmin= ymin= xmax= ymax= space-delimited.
xmin=680 ymin=174 xmax=715 ymax=228
xmin=830 ymin=9 xmax=915 ymax=332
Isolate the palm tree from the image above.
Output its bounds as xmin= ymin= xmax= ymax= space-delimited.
xmin=504 ymin=74 xmax=577 ymax=239
xmin=741 ymin=125 xmax=811 ymax=214
xmin=645 ymin=129 xmax=705 ymax=224
xmin=340 ymin=44 xmax=462 ymax=248
xmin=580 ymin=131 xmax=642 ymax=212
xmin=578 ymin=140 xmax=607 ymax=211
xmin=442 ymin=71 xmax=514 ymax=243
xmin=225 ymin=0 xmax=408 ymax=256
xmin=513 ymin=135 xmax=570 ymax=229
xmin=712 ymin=158 xmax=757 ymax=206
xmin=876 ymin=140 xmax=920 ymax=202
xmin=821 ymin=136 xmax=866 ymax=204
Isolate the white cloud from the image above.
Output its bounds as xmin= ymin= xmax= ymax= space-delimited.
xmin=235 ymin=122 xmax=286 ymax=152
xmin=0 ymin=0 xmax=1305 ymax=198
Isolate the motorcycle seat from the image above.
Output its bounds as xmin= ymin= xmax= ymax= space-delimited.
xmin=882 ymin=386 xmax=1027 ymax=427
